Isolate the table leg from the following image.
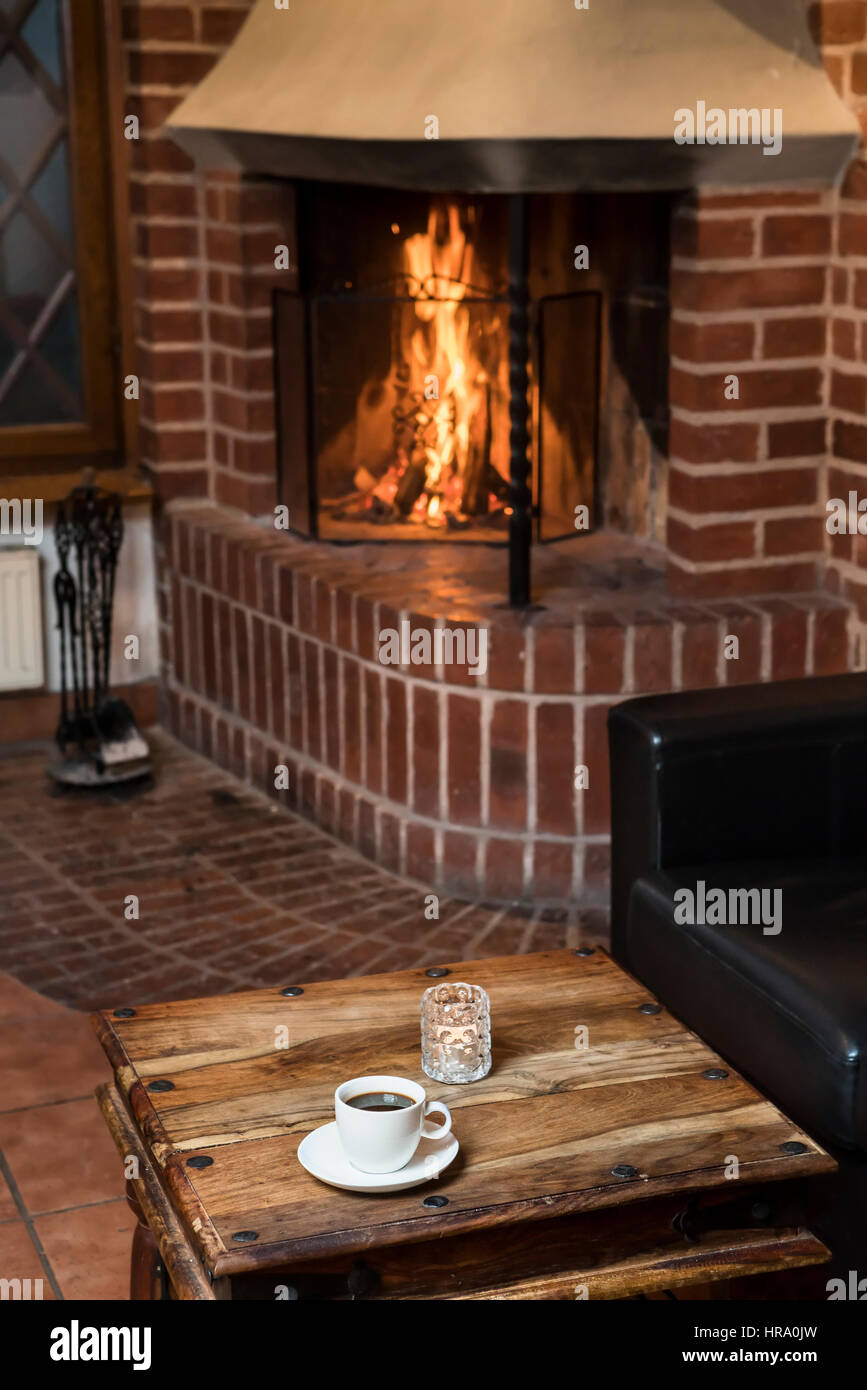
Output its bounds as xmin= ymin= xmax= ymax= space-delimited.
xmin=126 ymin=1179 xmax=169 ymax=1301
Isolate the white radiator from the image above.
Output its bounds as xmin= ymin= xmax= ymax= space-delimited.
xmin=0 ymin=549 xmax=44 ymax=691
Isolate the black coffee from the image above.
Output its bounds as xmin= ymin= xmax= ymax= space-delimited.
xmin=346 ymin=1091 xmax=414 ymax=1113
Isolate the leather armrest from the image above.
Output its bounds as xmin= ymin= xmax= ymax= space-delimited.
xmin=608 ymin=672 xmax=867 ymax=969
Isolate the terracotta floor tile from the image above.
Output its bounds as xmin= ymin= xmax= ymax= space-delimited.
xmin=0 ymin=973 xmax=66 ymax=1021
xmin=0 ymin=1170 xmax=19 ymax=1223
xmin=36 ymin=1200 xmax=135 ymax=1300
xmin=0 ymin=733 xmax=610 ymax=1010
xmin=0 ymin=1012 xmax=110 ymax=1111
xmin=0 ymin=1097 xmax=123 ymax=1215
xmin=0 ymin=1221 xmax=55 ymax=1298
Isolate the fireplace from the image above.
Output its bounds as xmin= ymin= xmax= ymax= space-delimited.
xmin=276 ymin=184 xmax=600 ymax=548
xmin=144 ymin=0 xmax=860 ymax=906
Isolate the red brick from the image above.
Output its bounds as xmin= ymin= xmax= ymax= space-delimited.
xmin=763 ymin=516 xmax=825 ymax=557
xmin=447 ymin=694 xmax=481 ymax=826
xmin=139 ymin=425 xmax=207 ymax=464
xmin=201 ymin=593 xmax=218 ymax=702
xmin=842 ymin=159 xmax=867 ymax=201
xmin=378 ymin=810 xmax=401 ymax=874
xmin=852 ymin=270 xmax=867 ymax=311
xmin=680 ymin=611 xmax=720 ymax=690
xmin=171 ymin=576 xmax=186 ymax=685
xmin=412 ymin=685 xmax=440 ymax=819
xmin=670 ymin=419 xmax=759 ymax=464
xmin=671 ymin=366 xmax=822 ymax=412
xmin=531 ymin=842 xmax=574 ymax=899
xmin=670 ymin=560 xmax=819 ymax=598
xmin=762 ymin=599 xmax=809 ymax=681
xmin=323 ymin=648 xmax=340 ymax=771
xmin=303 ymin=641 xmax=321 ymax=761
xmin=832 ymin=369 xmax=867 ymax=414
xmin=121 ymin=4 xmax=195 ymax=41
xmin=762 ymin=317 xmax=826 ymax=359
xmin=489 ymin=700 xmax=528 ymax=831
xmin=484 ymin=621 xmax=529 ymax=691
xmin=127 ymin=50 xmax=217 ymax=88
xmin=583 ymin=703 xmax=613 ymax=835
xmin=130 ymin=178 xmax=199 ymax=220
xmin=833 ymin=318 xmax=858 ymax=359
xmin=852 ymin=51 xmax=867 ymax=94
xmin=691 ymin=191 xmax=822 ymax=211
xmin=216 ymin=599 xmax=233 ymax=710
xmin=672 ymin=215 xmax=755 ymax=260
xmin=363 ymin=668 xmax=383 ymax=795
xmin=823 ymin=53 xmax=845 ymax=94
xmin=714 ymin=606 xmax=762 ymax=684
xmin=767 ymin=419 xmax=827 ymax=458
xmin=813 ymin=606 xmax=851 ymax=674
xmin=584 ymin=842 xmax=611 ymax=891
xmin=808 ymin=2 xmax=867 ymax=44
xmin=834 ymin=418 xmax=867 ymax=461
xmin=669 ymin=319 xmax=755 ymax=363
xmin=485 ymin=838 xmax=525 ymax=901
xmin=671 ymin=266 xmax=826 ymax=313
xmin=583 ymin=614 xmax=625 ymax=694
xmin=442 ymin=831 xmax=479 ymax=898
xmin=385 ymin=677 xmax=408 ymax=804
xmin=668 ymin=516 xmax=756 ymax=564
xmin=761 ymin=215 xmax=831 ymax=257
xmin=268 ymin=623 xmax=286 ymax=742
xmin=533 ymin=625 xmax=575 ymax=694
xmin=834 ymin=265 xmax=850 ymax=305
xmin=632 ymin=616 xmax=674 ymax=692
xmin=536 ymin=704 xmax=576 ymax=836
xmin=136 ymin=222 xmax=200 ymax=259
xmin=341 ymin=657 xmax=361 ymax=785
xmin=405 ymin=824 xmax=435 ymax=885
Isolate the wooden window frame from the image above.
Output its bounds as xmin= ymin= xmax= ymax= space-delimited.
xmin=0 ymin=0 xmax=125 ymax=477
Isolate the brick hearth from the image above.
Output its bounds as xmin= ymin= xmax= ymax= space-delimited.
xmin=162 ymin=508 xmax=852 ymax=904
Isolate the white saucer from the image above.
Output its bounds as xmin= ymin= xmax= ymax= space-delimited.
xmin=297 ymin=1122 xmax=459 ymax=1194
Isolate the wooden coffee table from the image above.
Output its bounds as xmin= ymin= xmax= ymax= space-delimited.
xmin=92 ymin=948 xmax=834 ymax=1300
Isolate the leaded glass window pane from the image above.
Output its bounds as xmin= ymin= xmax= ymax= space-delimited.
xmin=0 ymin=0 xmax=84 ymax=426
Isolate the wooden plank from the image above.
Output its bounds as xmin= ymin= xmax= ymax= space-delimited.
xmin=441 ymin=1229 xmax=830 ymax=1301
xmin=96 ymin=1081 xmax=215 ymax=1301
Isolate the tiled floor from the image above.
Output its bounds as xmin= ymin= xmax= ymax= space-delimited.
xmin=0 ymin=972 xmax=132 ymax=1300
xmin=0 ymin=730 xmax=608 ymax=1012
xmin=0 ymin=729 xmax=607 ymax=1300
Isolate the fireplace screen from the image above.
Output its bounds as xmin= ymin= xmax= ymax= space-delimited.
xmin=276 ymin=185 xmax=599 ymax=543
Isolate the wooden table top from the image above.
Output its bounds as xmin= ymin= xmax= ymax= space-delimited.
xmin=93 ymin=949 xmax=834 ymax=1279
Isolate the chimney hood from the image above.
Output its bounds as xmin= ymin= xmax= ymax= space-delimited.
xmin=168 ymin=0 xmax=859 ymax=192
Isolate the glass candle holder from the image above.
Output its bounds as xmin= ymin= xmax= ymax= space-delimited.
xmin=421 ymin=981 xmax=491 ymax=1084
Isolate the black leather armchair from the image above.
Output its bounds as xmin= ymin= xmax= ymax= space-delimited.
xmin=608 ymin=673 xmax=867 ymax=1269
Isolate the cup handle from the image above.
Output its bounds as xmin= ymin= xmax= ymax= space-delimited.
xmin=422 ymin=1099 xmax=452 ymax=1141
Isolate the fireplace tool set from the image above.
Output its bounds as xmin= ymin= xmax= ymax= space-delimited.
xmin=50 ymin=483 xmax=151 ymax=786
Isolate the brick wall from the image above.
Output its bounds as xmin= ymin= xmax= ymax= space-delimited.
xmin=123 ymin=0 xmax=281 ymax=513
xmin=816 ymin=0 xmax=867 ymax=647
xmin=667 ymin=188 xmax=833 ymax=599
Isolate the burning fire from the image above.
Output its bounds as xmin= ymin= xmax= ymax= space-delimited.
xmin=327 ymin=200 xmax=509 ymax=533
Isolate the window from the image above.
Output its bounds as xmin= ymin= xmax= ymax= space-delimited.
xmin=0 ymin=0 xmax=121 ymax=473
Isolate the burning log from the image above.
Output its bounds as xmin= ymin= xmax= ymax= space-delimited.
xmin=395 ymin=450 xmax=429 ymax=516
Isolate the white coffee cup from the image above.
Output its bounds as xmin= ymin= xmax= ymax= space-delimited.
xmin=335 ymin=1074 xmax=452 ymax=1174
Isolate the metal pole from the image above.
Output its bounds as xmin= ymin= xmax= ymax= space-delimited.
xmin=507 ymin=192 xmax=532 ymax=607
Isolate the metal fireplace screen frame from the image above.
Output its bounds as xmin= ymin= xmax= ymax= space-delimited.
xmin=274 ymin=282 xmax=600 ymax=546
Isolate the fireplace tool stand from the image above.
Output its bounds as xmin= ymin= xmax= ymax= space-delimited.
xmin=50 ymin=484 xmax=151 ymax=787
